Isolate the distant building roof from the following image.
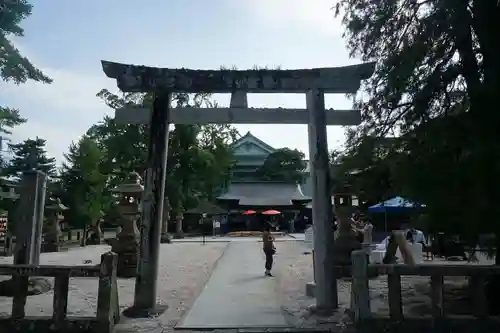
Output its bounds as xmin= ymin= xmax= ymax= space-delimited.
xmin=217 ymin=182 xmax=311 ymax=206
xmin=231 ymin=131 xmax=276 ymax=153
xmin=305 ymin=197 xmax=335 ymax=209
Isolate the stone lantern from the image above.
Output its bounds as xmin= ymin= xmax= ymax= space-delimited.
xmin=111 ymin=172 xmax=143 ymax=278
xmin=43 ymin=198 xmax=68 ymax=253
xmin=86 ymin=211 xmax=105 ymax=245
xmin=174 ymin=211 xmax=184 ymax=239
xmin=160 ymin=197 xmax=171 ymax=243
xmin=332 ymin=205 xmax=362 ymax=267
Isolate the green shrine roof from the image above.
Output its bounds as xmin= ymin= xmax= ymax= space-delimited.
xmin=217 ymin=182 xmax=311 ymax=206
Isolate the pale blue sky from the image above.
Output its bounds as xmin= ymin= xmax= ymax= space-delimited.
xmin=1 ymin=0 xmax=362 ymax=163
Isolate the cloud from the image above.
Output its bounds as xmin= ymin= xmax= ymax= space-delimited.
xmin=1 ymin=44 xmax=118 ymax=164
xmin=227 ymin=0 xmax=343 ymax=36
xmin=1 ymin=31 xmax=351 ymax=166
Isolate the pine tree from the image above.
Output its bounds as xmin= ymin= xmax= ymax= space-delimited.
xmin=59 ymin=136 xmax=108 ymax=229
xmin=4 ymin=137 xmax=56 ymax=177
xmin=1 ymin=1 xmax=52 ymax=135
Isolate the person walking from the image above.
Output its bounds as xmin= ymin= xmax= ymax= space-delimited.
xmin=262 ymin=226 xmax=276 ymax=277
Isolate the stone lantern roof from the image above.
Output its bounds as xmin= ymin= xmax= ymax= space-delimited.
xmin=112 ymin=172 xmax=144 ymax=194
xmin=0 ymin=177 xmax=19 ymax=200
xmin=45 ymin=198 xmax=68 ymax=211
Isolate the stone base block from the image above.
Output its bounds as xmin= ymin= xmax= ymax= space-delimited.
xmin=0 ymin=277 xmax=52 ymax=296
xmin=123 ymin=304 xmax=168 ymax=318
xmin=104 ymin=238 xmax=117 ymax=247
xmin=306 ymin=281 xmax=316 ymax=297
xmin=160 ymin=233 xmax=172 ymax=243
xmin=307 ymin=303 xmax=335 ymax=316
xmin=115 ymin=253 xmax=138 ymax=278
xmin=41 ymin=243 xmax=59 ymax=253
xmin=173 ymin=232 xmax=184 ymax=239
xmin=86 ymin=236 xmax=101 ymax=245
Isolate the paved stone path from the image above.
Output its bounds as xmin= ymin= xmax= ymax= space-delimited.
xmin=178 ymin=241 xmax=289 ymax=329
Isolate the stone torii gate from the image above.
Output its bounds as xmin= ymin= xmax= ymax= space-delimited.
xmin=101 ymin=60 xmax=375 ymax=316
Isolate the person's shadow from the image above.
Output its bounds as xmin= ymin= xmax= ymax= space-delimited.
xmin=233 ymin=275 xmax=268 ymax=285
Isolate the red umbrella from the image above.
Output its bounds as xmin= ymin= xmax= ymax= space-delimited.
xmin=262 ymin=209 xmax=281 ymax=215
xmin=242 ymin=210 xmax=257 ymax=215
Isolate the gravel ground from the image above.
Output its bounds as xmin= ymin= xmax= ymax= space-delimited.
xmin=1 ymin=240 xmax=490 ymax=333
xmin=0 ymin=243 xmax=229 ymax=333
xmin=273 ymin=241 xmax=352 ymax=331
xmin=273 ymin=242 xmax=439 ymax=332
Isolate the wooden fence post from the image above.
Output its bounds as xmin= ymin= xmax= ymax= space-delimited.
xmin=11 ymin=245 xmax=29 ymax=319
xmin=97 ymin=251 xmax=119 ymax=333
xmin=351 ymin=250 xmax=371 ymax=322
xmin=52 ymin=273 xmax=70 ymax=327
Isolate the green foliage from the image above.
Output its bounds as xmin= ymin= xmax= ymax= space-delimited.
xmin=333 ymin=133 xmax=402 ymax=206
xmin=258 ymin=148 xmax=306 ymax=183
xmin=0 ymin=1 xmax=52 ymax=129
xmin=198 ymin=123 xmax=239 ymax=198
xmin=59 ymin=136 xmax=108 ymax=228
xmin=88 ymin=89 xmax=238 ymax=218
xmin=334 ymin=0 xmax=500 ymax=240
xmin=0 ymin=107 xmax=26 ymax=135
xmin=0 ymin=1 xmax=51 ymax=84
xmin=4 ymin=137 xmax=56 ymax=178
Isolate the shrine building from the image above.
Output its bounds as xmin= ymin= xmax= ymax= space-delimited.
xmin=216 ymin=131 xmax=312 ymax=231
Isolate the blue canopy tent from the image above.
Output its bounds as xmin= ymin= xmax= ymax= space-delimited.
xmin=368 ymin=196 xmax=425 ymax=231
xmin=368 ymin=196 xmax=424 ymax=213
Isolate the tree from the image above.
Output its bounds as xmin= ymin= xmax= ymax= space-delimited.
xmin=258 ymin=148 xmax=306 ymax=183
xmin=198 ymin=123 xmax=239 ymax=198
xmin=59 ymin=136 xmax=108 ymax=230
xmin=335 ymin=0 xmax=500 ymax=310
xmin=333 ymin=133 xmax=402 ymax=206
xmin=4 ymin=137 xmax=56 ymax=178
xmin=89 ymin=89 xmax=238 ymax=222
xmin=335 ymin=0 xmax=500 ymax=237
xmin=0 ymin=1 xmax=52 ymax=134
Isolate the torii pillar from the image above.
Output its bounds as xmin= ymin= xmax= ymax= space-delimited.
xmin=101 ymin=60 xmax=375 ymax=316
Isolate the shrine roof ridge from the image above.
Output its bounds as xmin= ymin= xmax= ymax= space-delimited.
xmin=101 ymin=60 xmax=376 ymax=94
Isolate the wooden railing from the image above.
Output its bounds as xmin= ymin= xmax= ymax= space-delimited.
xmin=1 ymin=229 xmax=118 ymax=251
xmin=350 ymin=250 xmax=500 ymax=332
xmin=0 ymin=251 xmax=119 ymax=333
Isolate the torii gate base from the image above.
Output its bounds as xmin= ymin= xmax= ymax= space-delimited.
xmin=102 ymin=61 xmax=375 ymax=317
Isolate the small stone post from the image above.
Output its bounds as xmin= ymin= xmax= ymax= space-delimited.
xmin=160 ymin=197 xmax=171 ymax=243
xmin=175 ymin=212 xmax=184 ymax=239
xmin=350 ymin=250 xmax=371 ymax=322
xmin=87 ymin=211 xmax=104 ymax=245
xmin=332 ymin=206 xmax=362 ymax=266
xmin=14 ymin=170 xmax=47 ymax=264
xmin=97 ymin=251 xmax=119 ymax=333
xmin=43 ymin=199 xmax=68 ymax=253
xmin=111 ymin=172 xmax=143 ymax=278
